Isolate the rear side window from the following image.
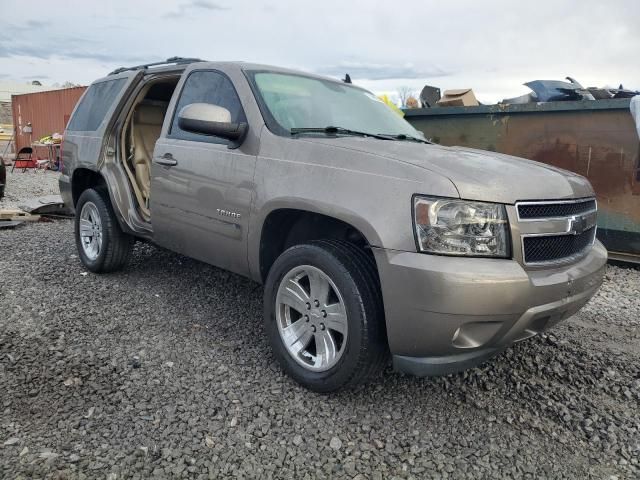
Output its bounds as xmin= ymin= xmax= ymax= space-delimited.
xmin=169 ymin=70 xmax=246 ymax=144
xmin=67 ymin=78 xmax=126 ymax=131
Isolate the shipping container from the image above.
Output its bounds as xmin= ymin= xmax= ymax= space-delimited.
xmin=404 ymin=99 xmax=640 ymax=262
xmin=11 ymin=86 xmax=86 ymax=153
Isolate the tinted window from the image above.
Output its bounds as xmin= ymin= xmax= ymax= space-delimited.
xmin=170 ymin=70 xmax=246 ymax=144
xmin=67 ymin=78 xmax=126 ymax=131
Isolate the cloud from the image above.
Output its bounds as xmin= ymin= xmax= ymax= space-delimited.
xmin=22 ymin=74 xmax=50 ymax=80
xmin=0 ymin=35 xmax=151 ymax=65
xmin=2 ymin=20 xmax=47 ymax=32
xmin=191 ymin=0 xmax=227 ymax=10
xmin=163 ymin=0 xmax=228 ymax=18
xmin=0 ymin=43 xmax=150 ymax=64
xmin=316 ymin=62 xmax=453 ymax=81
xmin=24 ymin=20 xmax=47 ymax=29
xmin=0 ymin=21 xmax=146 ymax=64
xmin=0 ymin=0 xmax=637 ymax=99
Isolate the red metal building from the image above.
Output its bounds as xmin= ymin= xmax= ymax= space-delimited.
xmin=11 ymin=86 xmax=86 ymax=153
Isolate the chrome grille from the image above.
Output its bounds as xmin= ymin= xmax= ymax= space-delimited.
xmin=516 ymin=198 xmax=597 ymax=265
xmin=523 ymin=228 xmax=596 ymax=264
xmin=518 ymin=199 xmax=596 ymax=220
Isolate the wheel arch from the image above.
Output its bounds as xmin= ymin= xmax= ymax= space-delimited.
xmin=71 ymin=165 xmax=151 ymax=238
xmin=254 ymin=200 xmax=383 ymax=283
xmin=71 ymin=167 xmax=106 ymax=207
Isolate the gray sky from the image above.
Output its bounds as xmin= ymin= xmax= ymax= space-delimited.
xmin=2 ymin=0 xmax=638 ymax=103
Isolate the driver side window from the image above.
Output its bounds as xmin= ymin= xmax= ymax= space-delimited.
xmin=169 ymin=70 xmax=246 ymax=144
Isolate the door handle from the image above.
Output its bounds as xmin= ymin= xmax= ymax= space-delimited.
xmin=155 ymin=153 xmax=178 ymax=167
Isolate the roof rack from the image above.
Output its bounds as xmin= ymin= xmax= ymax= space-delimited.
xmin=108 ymin=57 xmax=204 ymax=76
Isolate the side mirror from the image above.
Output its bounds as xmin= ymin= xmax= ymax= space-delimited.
xmin=177 ymin=103 xmax=248 ymax=148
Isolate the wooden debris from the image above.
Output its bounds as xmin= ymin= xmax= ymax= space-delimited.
xmin=0 ymin=209 xmax=41 ymax=222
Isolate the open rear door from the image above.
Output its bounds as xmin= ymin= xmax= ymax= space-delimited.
xmin=63 ymin=70 xmax=144 ymax=170
xmin=61 ymin=70 xmax=144 ymax=230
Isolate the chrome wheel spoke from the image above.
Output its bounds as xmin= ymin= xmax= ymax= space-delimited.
xmin=314 ymin=330 xmax=338 ymax=369
xmin=308 ymin=269 xmax=330 ymax=306
xmin=324 ymin=308 xmax=348 ymax=335
xmin=282 ymin=319 xmax=313 ymax=355
xmin=79 ymin=219 xmax=93 ymax=237
xmin=280 ymin=278 xmax=311 ymax=313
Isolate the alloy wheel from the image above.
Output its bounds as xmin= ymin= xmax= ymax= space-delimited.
xmin=276 ymin=265 xmax=348 ymax=372
xmin=79 ymin=201 xmax=103 ymax=261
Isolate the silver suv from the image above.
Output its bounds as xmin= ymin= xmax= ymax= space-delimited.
xmin=60 ymin=58 xmax=607 ymax=392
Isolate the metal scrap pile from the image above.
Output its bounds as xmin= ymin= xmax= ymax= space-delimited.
xmin=501 ymin=77 xmax=640 ymax=105
xmin=418 ymin=77 xmax=639 ymax=108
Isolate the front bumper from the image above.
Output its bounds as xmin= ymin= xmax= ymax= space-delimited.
xmin=373 ymin=241 xmax=607 ymax=376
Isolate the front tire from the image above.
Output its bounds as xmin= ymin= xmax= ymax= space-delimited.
xmin=75 ymin=188 xmax=133 ymax=273
xmin=264 ymin=240 xmax=387 ymax=392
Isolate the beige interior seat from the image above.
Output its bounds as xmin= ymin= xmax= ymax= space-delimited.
xmin=131 ymin=102 xmax=166 ymax=203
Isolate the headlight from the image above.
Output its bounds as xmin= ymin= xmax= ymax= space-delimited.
xmin=413 ymin=196 xmax=510 ymax=257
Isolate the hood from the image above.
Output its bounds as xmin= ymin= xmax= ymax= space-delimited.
xmin=300 ymin=137 xmax=594 ymax=204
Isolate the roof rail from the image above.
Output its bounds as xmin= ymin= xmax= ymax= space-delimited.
xmin=108 ymin=57 xmax=204 ymax=75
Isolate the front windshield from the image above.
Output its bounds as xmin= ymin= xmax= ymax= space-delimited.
xmin=248 ymin=71 xmax=423 ymax=139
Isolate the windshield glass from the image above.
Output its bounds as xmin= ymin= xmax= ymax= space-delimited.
xmin=248 ymin=71 xmax=423 ymax=139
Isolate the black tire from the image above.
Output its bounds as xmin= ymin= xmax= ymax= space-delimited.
xmin=75 ymin=187 xmax=133 ymax=273
xmin=0 ymin=157 xmax=6 ymax=199
xmin=264 ymin=240 xmax=387 ymax=392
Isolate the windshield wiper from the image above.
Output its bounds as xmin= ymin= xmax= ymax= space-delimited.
xmin=290 ymin=126 xmax=392 ymax=141
xmin=378 ymin=133 xmax=431 ymax=144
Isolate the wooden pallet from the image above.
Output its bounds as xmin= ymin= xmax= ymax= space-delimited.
xmin=0 ymin=209 xmax=41 ymax=222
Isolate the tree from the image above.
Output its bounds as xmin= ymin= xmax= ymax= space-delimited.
xmin=405 ymin=96 xmax=420 ymax=109
xmin=397 ymin=86 xmax=414 ymax=108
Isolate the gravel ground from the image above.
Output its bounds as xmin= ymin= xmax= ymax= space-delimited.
xmin=1 ymin=175 xmax=639 ymax=479
xmin=0 ymin=168 xmax=61 ymax=210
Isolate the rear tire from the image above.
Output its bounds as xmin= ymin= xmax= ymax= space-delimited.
xmin=0 ymin=158 xmax=6 ymax=199
xmin=264 ymin=240 xmax=387 ymax=392
xmin=75 ymin=187 xmax=133 ymax=273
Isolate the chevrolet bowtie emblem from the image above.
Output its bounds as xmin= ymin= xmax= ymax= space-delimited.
xmin=568 ymin=214 xmax=588 ymax=235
